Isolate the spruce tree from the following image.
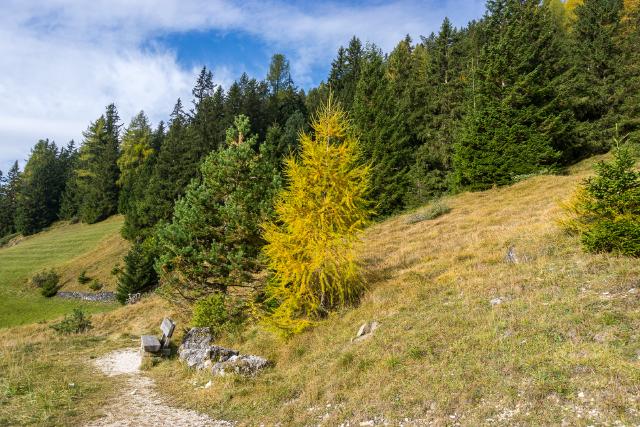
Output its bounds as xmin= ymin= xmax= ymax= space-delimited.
xmin=352 ymin=43 xmax=413 ymax=215
xmin=0 ymin=161 xmax=20 ymax=237
xmin=329 ymin=37 xmax=364 ymax=110
xmin=454 ymin=0 xmax=576 ymax=189
xmin=77 ymin=104 xmax=121 ymax=223
xmin=115 ymin=237 xmax=158 ymax=304
xmin=15 ymin=140 xmax=67 ymax=235
xmin=569 ymin=0 xmax=624 ymax=150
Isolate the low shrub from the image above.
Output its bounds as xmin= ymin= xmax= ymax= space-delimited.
xmin=88 ymin=279 xmax=103 ymax=291
xmin=562 ymin=142 xmax=640 ymax=257
xmin=78 ymin=270 xmax=91 ymax=285
xmin=191 ymin=293 xmax=245 ymax=338
xmin=406 ymin=201 xmax=452 ymax=224
xmin=50 ymin=309 xmax=92 ymax=334
xmin=31 ymin=270 xmax=60 ymax=297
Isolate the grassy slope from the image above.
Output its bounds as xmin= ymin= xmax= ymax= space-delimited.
xmin=148 ymin=155 xmax=640 ymax=425
xmin=0 ymin=216 xmax=127 ymax=328
xmin=2 ymin=156 xmax=640 ymax=425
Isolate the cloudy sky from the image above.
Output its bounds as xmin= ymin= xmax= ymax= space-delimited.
xmin=0 ymin=0 xmax=486 ymax=173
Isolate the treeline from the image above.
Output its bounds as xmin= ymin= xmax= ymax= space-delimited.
xmin=0 ymin=0 xmax=638 ymax=315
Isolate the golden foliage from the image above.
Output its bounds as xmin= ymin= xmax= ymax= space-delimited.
xmin=261 ymin=97 xmax=372 ymax=335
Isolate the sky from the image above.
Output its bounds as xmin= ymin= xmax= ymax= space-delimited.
xmin=0 ymin=0 xmax=486 ymax=173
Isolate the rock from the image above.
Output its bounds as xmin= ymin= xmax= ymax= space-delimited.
xmin=353 ymin=321 xmax=379 ymax=342
xmin=212 ymin=355 xmax=270 ymax=377
xmin=204 ymin=380 xmax=212 ymax=389
xmin=178 ymin=327 xmax=213 ymax=369
xmin=505 ymin=245 xmax=518 ymax=264
xmin=490 ymin=297 xmax=503 ymax=306
xmin=56 ymin=291 xmax=116 ymax=302
xmin=180 ymin=348 xmax=212 ymax=369
xmin=210 ymin=345 xmax=239 ymax=362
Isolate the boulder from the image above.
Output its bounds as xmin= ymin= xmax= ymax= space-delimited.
xmin=212 ymin=355 xmax=270 ymax=377
xmin=210 ymin=345 xmax=239 ymax=362
xmin=178 ymin=327 xmax=212 ymax=369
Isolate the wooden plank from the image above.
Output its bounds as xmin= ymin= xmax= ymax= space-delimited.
xmin=141 ymin=335 xmax=161 ymax=353
xmin=160 ymin=318 xmax=176 ymax=338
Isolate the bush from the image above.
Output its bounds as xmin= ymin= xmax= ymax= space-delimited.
xmin=31 ymin=270 xmax=60 ymax=297
xmin=406 ymin=202 xmax=452 ymax=224
xmin=562 ymin=142 xmax=640 ymax=256
xmin=191 ymin=293 xmax=244 ymax=338
xmin=50 ymin=309 xmax=92 ymax=334
xmin=78 ymin=270 xmax=91 ymax=285
xmin=88 ymin=279 xmax=103 ymax=291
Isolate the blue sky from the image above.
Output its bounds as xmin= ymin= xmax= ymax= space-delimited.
xmin=0 ymin=0 xmax=486 ymax=173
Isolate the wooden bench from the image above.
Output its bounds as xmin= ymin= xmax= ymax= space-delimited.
xmin=141 ymin=318 xmax=175 ymax=356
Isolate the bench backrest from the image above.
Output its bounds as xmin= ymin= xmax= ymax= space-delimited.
xmin=159 ymin=318 xmax=176 ymax=348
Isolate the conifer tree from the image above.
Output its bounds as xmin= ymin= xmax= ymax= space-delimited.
xmin=15 ymin=140 xmax=67 ymax=235
xmin=115 ymin=237 xmax=158 ymax=304
xmin=617 ymin=0 xmax=640 ymax=141
xmin=76 ymin=104 xmax=121 ymax=223
xmin=454 ymin=0 xmax=576 ymax=189
xmin=117 ymin=111 xmax=153 ymax=213
xmin=262 ymin=98 xmax=372 ymax=335
xmin=329 ymin=37 xmax=364 ymax=110
xmin=0 ymin=161 xmax=20 ymax=236
xmin=157 ymin=115 xmax=280 ymax=306
xmin=569 ymin=0 xmax=624 ymax=149
xmin=352 ymin=44 xmax=411 ymax=215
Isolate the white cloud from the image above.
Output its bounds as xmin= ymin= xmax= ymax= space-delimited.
xmin=0 ymin=0 xmax=485 ymax=172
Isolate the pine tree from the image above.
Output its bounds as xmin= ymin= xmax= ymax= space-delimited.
xmin=156 ymin=115 xmax=281 ymax=306
xmin=262 ymin=99 xmax=372 ymax=335
xmin=454 ymin=0 xmax=576 ymax=189
xmin=77 ymin=104 xmax=121 ymax=223
xmin=406 ymin=19 xmax=470 ymax=206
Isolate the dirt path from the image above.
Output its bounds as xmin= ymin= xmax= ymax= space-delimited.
xmin=87 ymin=349 xmax=232 ymax=427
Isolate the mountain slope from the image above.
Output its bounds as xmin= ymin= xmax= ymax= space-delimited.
xmin=147 ymin=154 xmax=640 ymax=425
xmin=1 ymin=155 xmax=639 ymax=425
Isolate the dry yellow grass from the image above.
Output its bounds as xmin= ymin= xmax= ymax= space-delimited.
xmin=145 ymin=154 xmax=640 ymax=425
xmin=3 ymin=155 xmax=640 ymax=425
xmin=58 ymin=229 xmax=130 ymax=292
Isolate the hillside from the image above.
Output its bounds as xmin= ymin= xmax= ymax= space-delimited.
xmin=0 ymin=216 xmax=127 ymax=328
xmin=1 ymin=156 xmax=639 ymax=425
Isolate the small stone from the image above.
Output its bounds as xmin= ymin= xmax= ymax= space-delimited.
xmin=204 ymin=380 xmax=212 ymax=389
xmin=578 ymin=391 xmax=585 ymax=399
xmin=359 ymin=421 xmax=374 ymax=426
xmin=353 ymin=321 xmax=380 ymax=342
xmin=68 ymin=383 xmax=75 ymax=388
xmin=490 ymin=297 xmax=503 ymax=306
xmin=130 ymin=389 xmax=137 ymax=395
